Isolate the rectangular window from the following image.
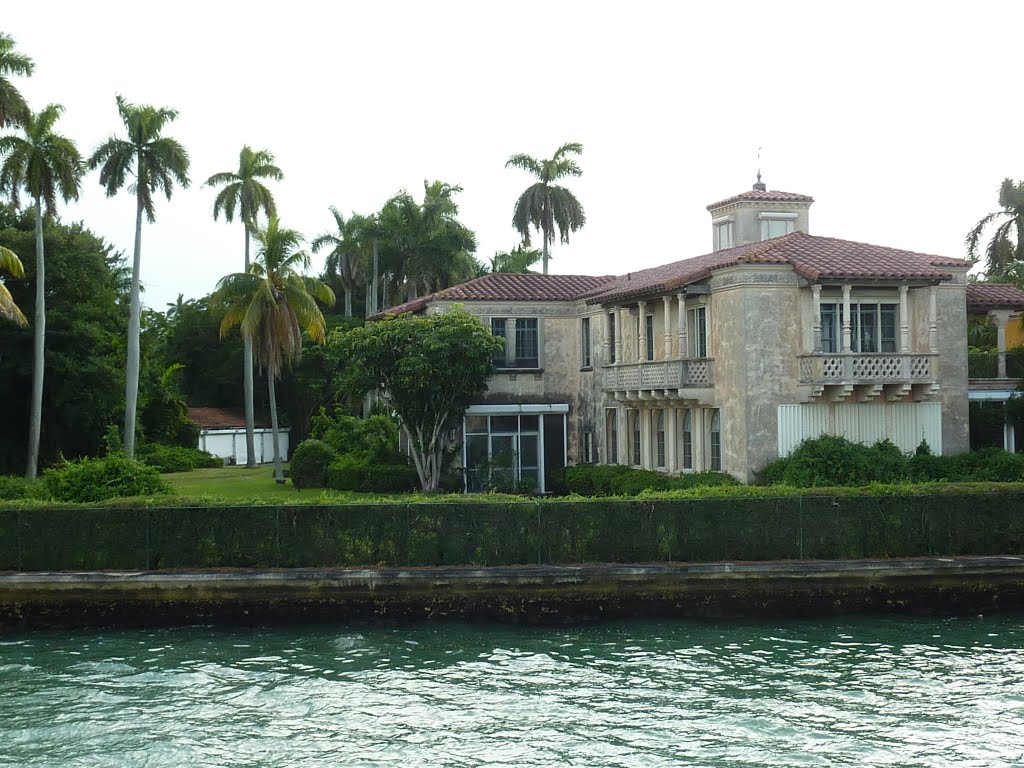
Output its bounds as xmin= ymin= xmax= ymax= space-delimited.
xmin=681 ymin=410 xmax=693 ymax=470
xmin=608 ymin=313 xmax=616 ymax=364
xmin=710 ymin=409 xmax=722 ymax=471
xmin=630 ymin=409 xmax=641 ymax=466
xmin=714 ymin=221 xmax=734 ymax=251
xmin=688 ymin=306 xmax=708 ymax=358
xmin=462 ymin=412 xmax=543 ymax=493
xmin=490 ymin=318 xmax=507 ymax=367
xmin=606 ymin=409 xmax=618 ymax=464
xmin=515 ymin=318 xmax=539 ymax=368
xmin=645 ymin=314 xmax=655 ymax=361
xmin=654 ymin=410 xmax=666 ymax=469
xmin=581 ymin=317 xmax=591 ymax=368
xmin=760 ymin=216 xmax=796 ymax=241
xmin=821 ymin=301 xmax=900 ymax=354
xmin=582 ymin=430 xmax=594 ymax=463
xmin=821 ymin=304 xmax=840 ymax=353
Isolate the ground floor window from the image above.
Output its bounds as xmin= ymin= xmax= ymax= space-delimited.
xmin=463 ymin=405 xmax=567 ymax=493
xmin=654 ymin=410 xmax=666 ymax=468
xmin=606 ymin=409 xmax=618 ymax=464
xmin=630 ymin=409 xmax=641 ymax=466
xmin=710 ymin=409 xmax=721 ymax=471
xmin=681 ymin=409 xmax=693 ymax=470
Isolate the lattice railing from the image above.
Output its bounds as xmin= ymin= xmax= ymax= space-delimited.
xmin=798 ymin=353 xmax=937 ymax=384
xmin=603 ymin=358 xmax=714 ymax=392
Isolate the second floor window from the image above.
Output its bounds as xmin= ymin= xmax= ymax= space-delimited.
xmin=490 ymin=318 xmax=507 ymax=367
xmin=516 ymin=318 xmax=539 ymax=367
xmin=688 ymin=306 xmax=708 ymax=358
xmin=608 ymin=313 xmax=616 ymax=364
xmin=821 ymin=302 xmax=898 ymax=354
xmin=581 ymin=317 xmax=591 ymax=368
xmin=645 ymin=314 xmax=655 ymax=361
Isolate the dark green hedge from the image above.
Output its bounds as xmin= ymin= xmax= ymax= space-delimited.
xmin=2 ymin=492 xmax=1023 ymax=571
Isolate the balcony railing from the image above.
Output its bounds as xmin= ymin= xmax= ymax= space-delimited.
xmin=603 ymin=358 xmax=714 ymax=392
xmin=968 ymin=348 xmax=1024 ymax=379
xmin=798 ymin=353 xmax=936 ymax=384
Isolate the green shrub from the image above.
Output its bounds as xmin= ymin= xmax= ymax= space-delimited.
xmin=289 ymin=439 xmax=339 ymax=490
xmin=552 ymin=464 xmax=738 ymax=497
xmin=41 ymin=454 xmax=172 ymax=503
xmin=311 ymin=411 xmax=403 ymax=463
xmin=0 ymin=475 xmax=42 ymax=500
xmin=326 ymin=453 xmax=417 ymax=493
xmin=758 ymin=436 xmax=907 ymax=487
xmin=136 ymin=443 xmax=222 ymax=473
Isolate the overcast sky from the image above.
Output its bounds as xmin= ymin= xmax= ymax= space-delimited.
xmin=3 ymin=1 xmax=1021 ymax=310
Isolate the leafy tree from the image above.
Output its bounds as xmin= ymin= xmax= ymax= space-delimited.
xmin=0 ymin=103 xmax=83 ymax=478
xmin=312 ymin=207 xmax=367 ymax=317
xmin=966 ymin=178 xmax=1024 ymax=277
xmin=0 ymin=206 xmax=128 ymax=473
xmin=0 ymin=32 xmax=33 ymax=129
xmin=489 ymin=243 xmax=541 ymax=274
xmin=339 ymin=309 xmax=504 ymax=492
xmin=206 ymin=146 xmax=283 ymax=468
xmin=88 ymin=95 xmax=190 ymax=458
xmin=215 ymin=217 xmax=334 ymax=483
xmin=506 ymin=142 xmax=586 ymax=275
xmin=0 ymin=243 xmax=26 ymax=326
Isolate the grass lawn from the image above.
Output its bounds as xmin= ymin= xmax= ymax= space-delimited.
xmin=164 ymin=465 xmax=358 ymax=502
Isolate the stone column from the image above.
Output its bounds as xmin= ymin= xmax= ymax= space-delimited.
xmin=929 ymin=286 xmax=939 ymax=354
xmin=899 ymin=285 xmax=910 ymax=353
xmin=677 ymin=293 xmax=687 ymax=359
xmin=662 ymin=295 xmax=673 ymax=359
xmin=841 ymin=284 xmax=852 ymax=353
xmin=811 ymin=284 xmax=822 ymax=353
xmin=506 ymin=318 xmax=517 ymax=366
xmin=637 ymin=301 xmax=647 ymax=362
xmin=991 ymin=309 xmax=1013 ymax=379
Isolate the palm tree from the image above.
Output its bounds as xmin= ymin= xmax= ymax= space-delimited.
xmin=206 ymin=146 xmax=283 ymax=469
xmin=966 ymin=178 xmax=1024 ymax=277
xmin=0 ymin=33 xmax=34 ymax=128
xmin=88 ymin=95 xmax=190 ymax=458
xmin=505 ymin=142 xmax=586 ymax=275
xmin=312 ymin=207 xmax=366 ymax=317
xmin=215 ymin=217 xmax=334 ymax=483
xmin=0 ymin=103 xmax=83 ymax=479
xmin=0 ymin=245 xmax=27 ymax=327
xmin=490 ymin=243 xmax=542 ymax=274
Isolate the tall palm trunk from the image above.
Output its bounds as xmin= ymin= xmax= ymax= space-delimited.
xmin=267 ymin=370 xmax=284 ymax=484
xmin=123 ymin=187 xmax=144 ymax=458
xmin=243 ymin=226 xmax=256 ymax=469
xmin=371 ymin=238 xmax=380 ymax=314
xmin=25 ymin=197 xmax=45 ymax=479
xmin=344 ymin=285 xmax=352 ymax=317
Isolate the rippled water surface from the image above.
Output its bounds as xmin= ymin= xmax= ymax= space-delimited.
xmin=2 ymin=615 xmax=1024 ymax=767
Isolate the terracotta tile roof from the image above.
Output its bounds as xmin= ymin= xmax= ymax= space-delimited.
xmin=966 ymin=283 xmax=1024 ymax=312
xmin=707 ymin=189 xmax=815 ymax=210
xmin=586 ymin=232 xmax=968 ymax=304
xmin=376 ymin=273 xmax=616 ymax=318
xmin=187 ymin=406 xmax=268 ymax=430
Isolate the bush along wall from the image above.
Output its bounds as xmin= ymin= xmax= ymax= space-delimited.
xmin=3 ymin=490 xmax=1024 ymax=571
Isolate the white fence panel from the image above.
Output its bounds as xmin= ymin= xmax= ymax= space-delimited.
xmin=777 ymin=404 xmax=829 ymax=456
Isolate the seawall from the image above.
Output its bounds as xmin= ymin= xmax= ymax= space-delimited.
xmin=2 ymin=556 xmax=1024 ymax=630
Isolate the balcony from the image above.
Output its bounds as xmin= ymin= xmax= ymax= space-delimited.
xmin=603 ymin=358 xmax=714 ymax=398
xmin=798 ymin=352 xmax=937 ymax=401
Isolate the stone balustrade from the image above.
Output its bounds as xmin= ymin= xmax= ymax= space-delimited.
xmin=603 ymin=358 xmax=714 ymax=392
xmin=798 ymin=353 xmax=937 ymax=384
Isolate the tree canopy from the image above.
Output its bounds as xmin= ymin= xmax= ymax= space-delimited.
xmin=338 ymin=309 xmax=503 ymax=492
xmin=0 ymin=32 xmax=33 ymax=129
xmin=966 ymin=178 xmax=1024 ymax=277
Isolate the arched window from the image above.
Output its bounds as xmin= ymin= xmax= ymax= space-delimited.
xmin=630 ymin=410 xmax=641 ymax=466
xmin=710 ymin=409 xmax=721 ymax=471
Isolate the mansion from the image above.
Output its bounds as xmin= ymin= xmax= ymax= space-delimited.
xmin=382 ymin=181 xmax=1024 ymax=489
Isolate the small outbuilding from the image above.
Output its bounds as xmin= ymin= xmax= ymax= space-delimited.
xmin=188 ymin=407 xmax=289 ymax=465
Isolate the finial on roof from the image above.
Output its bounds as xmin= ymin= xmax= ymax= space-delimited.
xmin=753 ymin=170 xmax=766 ymax=192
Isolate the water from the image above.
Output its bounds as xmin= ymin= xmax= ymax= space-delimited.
xmin=1 ymin=616 xmax=1023 ymax=767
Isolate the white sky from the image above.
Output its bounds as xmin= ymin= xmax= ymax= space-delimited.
xmin=3 ymin=1 xmax=1020 ymax=310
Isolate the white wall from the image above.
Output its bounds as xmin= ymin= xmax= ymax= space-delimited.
xmin=199 ymin=428 xmax=290 ymax=465
xmin=778 ymin=402 xmax=942 ymax=456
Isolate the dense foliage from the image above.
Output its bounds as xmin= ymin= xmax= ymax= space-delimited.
xmin=551 ymin=464 xmax=738 ymax=496
xmin=288 ymin=439 xmax=338 ymax=490
xmin=40 ymin=453 xmax=172 ymax=502
xmin=135 ymin=443 xmax=221 ymax=474
xmin=759 ymin=435 xmax=1024 ymax=486
xmin=0 ymin=207 xmax=127 ymax=473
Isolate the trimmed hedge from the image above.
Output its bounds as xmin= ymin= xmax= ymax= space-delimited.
xmin=136 ymin=444 xmax=222 ymax=474
xmin=326 ymin=454 xmax=418 ymax=493
xmin=289 ymin=440 xmax=338 ymax=489
xmin=552 ymin=464 xmax=738 ymax=496
xmin=3 ymin=490 xmax=1023 ymax=571
xmin=40 ymin=454 xmax=172 ymax=503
